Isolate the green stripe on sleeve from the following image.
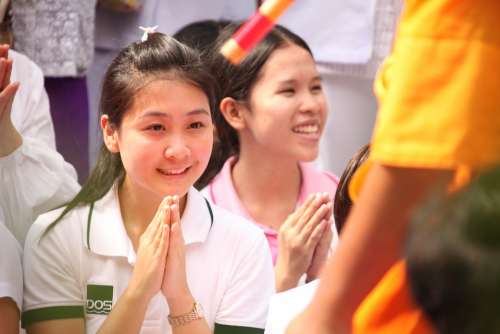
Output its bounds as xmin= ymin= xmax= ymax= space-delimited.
xmin=214 ymin=323 xmax=264 ymax=334
xmin=22 ymin=305 xmax=85 ymax=328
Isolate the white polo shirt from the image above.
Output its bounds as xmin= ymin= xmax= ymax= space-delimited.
xmin=23 ymin=185 xmax=274 ymax=333
xmin=0 ymin=222 xmax=23 ymax=312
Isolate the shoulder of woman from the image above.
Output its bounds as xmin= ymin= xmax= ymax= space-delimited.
xmin=322 ymin=170 xmax=340 ymax=187
xmin=25 ymin=204 xmax=89 ymax=248
xmin=300 ymin=163 xmax=340 ymax=196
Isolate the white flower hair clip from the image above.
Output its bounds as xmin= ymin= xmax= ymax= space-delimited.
xmin=139 ymin=25 xmax=159 ymax=42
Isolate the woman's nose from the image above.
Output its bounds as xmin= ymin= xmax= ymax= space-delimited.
xmin=299 ymin=91 xmax=322 ymax=114
xmin=163 ymin=139 xmax=190 ymax=161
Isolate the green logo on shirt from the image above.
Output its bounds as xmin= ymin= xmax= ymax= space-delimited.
xmin=86 ymin=284 xmax=113 ymax=315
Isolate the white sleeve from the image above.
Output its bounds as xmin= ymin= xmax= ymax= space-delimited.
xmin=264 ymin=280 xmax=320 ymax=334
xmin=10 ymin=49 xmax=55 ymax=149
xmin=0 ymin=224 xmax=23 ymax=312
xmin=0 ymin=137 xmax=80 ymax=245
xmin=22 ymin=215 xmax=84 ymax=328
xmin=215 ymin=231 xmax=275 ymax=330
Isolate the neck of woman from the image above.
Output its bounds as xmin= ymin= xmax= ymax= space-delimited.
xmin=232 ymin=144 xmax=302 ymax=212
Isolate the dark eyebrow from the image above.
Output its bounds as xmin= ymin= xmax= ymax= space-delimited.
xmin=139 ymin=111 xmax=169 ymax=119
xmin=277 ymin=76 xmax=322 ymax=85
xmin=277 ymin=79 xmax=296 ymax=85
xmin=186 ymin=108 xmax=211 ymax=117
xmin=139 ymin=109 xmax=210 ymax=119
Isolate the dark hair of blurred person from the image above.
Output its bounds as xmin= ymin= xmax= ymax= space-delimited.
xmin=407 ymin=165 xmax=500 ymax=334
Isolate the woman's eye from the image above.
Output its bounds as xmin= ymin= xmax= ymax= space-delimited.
xmin=311 ymin=84 xmax=323 ymax=92
xmin=147 ymin=124 xmax=165 ymax=131
xmin=279 ymin=88 xmax=295 ymax=95
xmin=189 ymin=122 xmax=204 ymax=129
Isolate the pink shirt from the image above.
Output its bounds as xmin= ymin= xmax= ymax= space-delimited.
xmin=201 ymin=157 xmax=339 ymax=264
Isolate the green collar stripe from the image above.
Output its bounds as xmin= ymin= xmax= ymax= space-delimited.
xmin=214 ymin=323 xmax=264 ymax=334
xmin=22 ymin=305 xmax=84 ymax=328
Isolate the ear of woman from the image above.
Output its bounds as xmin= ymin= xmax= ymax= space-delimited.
xmin=219 ymin=97 xmax=246 ymax=130
xmin=100 ymin=115 xmax=119 ymax=153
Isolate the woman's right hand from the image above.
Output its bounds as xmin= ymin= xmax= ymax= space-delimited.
xmin=275 ymin=193 xmax=332 ymax=291
xmin=126 ymin=198 xmax=170 ymax=301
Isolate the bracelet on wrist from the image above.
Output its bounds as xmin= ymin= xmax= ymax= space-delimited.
xmin=167 ymin=301 xmax=204 ymax=327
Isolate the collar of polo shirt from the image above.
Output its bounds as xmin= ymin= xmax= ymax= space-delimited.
xmin=86 ymin=184 xmax=212 ymax=262
xmin=209 ymin=156 xmax=338 ymax=219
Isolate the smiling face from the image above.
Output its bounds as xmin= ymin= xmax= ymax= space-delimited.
xmin=241 ymin=43 xmax=327 ymax=162
xmin=103 ymin=78 xmax=213 ymax=202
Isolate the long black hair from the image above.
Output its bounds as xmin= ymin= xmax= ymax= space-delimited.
xmin=48 ymin=33 xmax=216 ymax=230
xmin=195 ymin=23 xmax=313 ymax=189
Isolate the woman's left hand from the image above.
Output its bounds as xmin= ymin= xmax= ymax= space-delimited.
xmin=306 ymin=204 xmax=333 ymax=282
xmin=160 ymin=196 xmax=194 ymax=313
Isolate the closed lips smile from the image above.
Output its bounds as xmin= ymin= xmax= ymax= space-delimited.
xmin=157 ymin=167 xmax=190 ymax=176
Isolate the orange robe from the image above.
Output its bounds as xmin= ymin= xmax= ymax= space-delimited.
xmin=352 ymin=0 xmax=500 ymax=332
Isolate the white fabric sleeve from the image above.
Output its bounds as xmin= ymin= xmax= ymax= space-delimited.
xmin=0 ymin=223 xmax=23 ymax=312
xmin=22 ymin=215 xmax=84 ymax=327
xmin=215 ymin=231 xmax=275 ymax=329
xmin=264 ymin=280 xmax=320 ymax=334
xmin=1 ymin=50 xmax=80 ymax=245
xmin=10 ymin=49 xmax=55 ymax=149
xmin=0 ymin=136 xmax=80 ymax=245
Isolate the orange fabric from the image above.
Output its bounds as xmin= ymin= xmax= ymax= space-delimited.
xmin=371 ymin=0 xmax=500 ymax=171
xmin=352 ymin=0 xmax=500 ymax=333
xmin=353 ymin=261 xmax=435 ymax=334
